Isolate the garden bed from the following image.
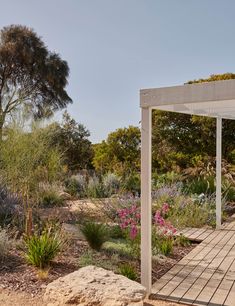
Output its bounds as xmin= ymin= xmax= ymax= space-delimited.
xmin=0 ymin=236 xmax=196 ymax=297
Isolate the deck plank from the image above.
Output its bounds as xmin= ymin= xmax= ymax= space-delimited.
xmin=151 ymin=223 xmax=235 ymax=306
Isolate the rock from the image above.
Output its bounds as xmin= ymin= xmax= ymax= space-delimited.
xmin=43 ymin=265 xmax=146 ymax=306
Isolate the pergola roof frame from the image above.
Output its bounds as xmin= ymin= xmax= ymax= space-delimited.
xmin=140 ymin=79 xmax=235 ymax=295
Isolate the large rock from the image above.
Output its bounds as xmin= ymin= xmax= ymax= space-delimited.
xmin=43 ymin=265 xmax=146 ymax=306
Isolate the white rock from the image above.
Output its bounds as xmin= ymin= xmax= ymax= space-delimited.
xmin=44 ymin=265 xmax=146 ymax=306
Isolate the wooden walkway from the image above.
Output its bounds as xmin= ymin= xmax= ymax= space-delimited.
xmin=151 ymin=221 xmax=235 ymax=306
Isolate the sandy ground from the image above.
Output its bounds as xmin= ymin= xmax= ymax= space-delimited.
xmin=0 ymin=289 xmax=185 ymax=306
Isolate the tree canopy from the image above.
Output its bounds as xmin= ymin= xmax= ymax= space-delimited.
xmin=45 ymin=111 xmax=93 ymax=171
xmin=93 ymin=126 xmax=140 ymax=176
xmin=152 ymin=73 xmax=235 ymax=172
xmin=0 ymin=25 xmax=72 ymax=135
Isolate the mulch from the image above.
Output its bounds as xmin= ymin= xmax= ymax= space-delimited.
xmin=0 ymin=238 xmax=196 ymax=297
xmin=0 ymin=240 xmax=87 ymax=296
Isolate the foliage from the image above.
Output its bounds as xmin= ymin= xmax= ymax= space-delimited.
xmin=184 ymin=176 xmax=215 ymax=195
xmin=152 ymin=171 xmax=182 ymax=189
xmin=93 ymin=126 xmax=140 ymax=176
xmin=65 ymin=174 xmax=87 ymax=197
xmin=79 ymin=249 xmax=120 ymax=272
xmin=119 ymin=263 xmax=138 ymax=281
xmin=0 ymin=228 xmax=11 ymax=260
xmin=81 ymin=222 xmax=108 ymax=251
xmin=103 ymin=239 xmax=132 ymax=257
xmin=0 ymin=183 xmax=23 ymax=227
xmin=103 ymin=172 xmax=120 ymax=196
xmin=117 ymin=204 xmax=140 ymax=240
xmin=109 ymin=225 xmax=125 ymax=239
xmin=152 ymin=233 xmax=174 ymax=256
xmin=87 ymin=176 xmax=107 ymax=198
xmin=46 ymin=112 xmax=93 ymax=171
xmin=152 ymin=184 xmax=216 ymax=228
xmin=0 ymin=25 xmax=71 ymax=136
xmin=152 ymin=73 xmax=235 ymax=171
xmin=39 ymin=189 xmax=64 ymax=208
xmin=174 ymin=234 xmax=191 ymax=247
xmin=121 ymin=173 xmax=140 ymax=195
xmin=24 ymin=226 xmax=65 ymax=268
xmin=0 ymin=125 xmax=63 ymax=219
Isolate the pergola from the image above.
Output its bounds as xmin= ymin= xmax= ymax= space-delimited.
xmin=140 ymin=79 xmax=235 ymax=293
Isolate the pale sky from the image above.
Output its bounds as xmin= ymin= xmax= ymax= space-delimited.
xmin=0 ymin=0 xmax=235 ymax=142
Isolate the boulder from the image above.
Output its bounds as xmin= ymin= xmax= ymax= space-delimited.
xmin=43 ymin=265 xmax=146 ymax=306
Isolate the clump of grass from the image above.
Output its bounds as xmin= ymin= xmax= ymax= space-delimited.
xmin=81 ymin=222 xmax=108 ymax=251
xmin=119 ymin=263 xmax=138 ymax=281
xmin=39 ymin=189 xmax=64 ymax=208
xmin=174 ymin=234 xmax=191 ymax=247
xmin=79 ymin=250 xmax=120 ymax=272
xmin=24 ymin=227 xmax=66 ymax=269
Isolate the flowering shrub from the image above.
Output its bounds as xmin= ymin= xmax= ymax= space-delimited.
xmin=118 ymin=205 xmax=140 ymax=240
xmin=154 ymin=203 xmax=177 ymax=237
xmin=117 ymin=202 xmax=176 ymax=240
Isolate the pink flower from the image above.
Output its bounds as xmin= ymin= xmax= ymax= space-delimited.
xmin=130 ymin=225 xmax=138 ymax=239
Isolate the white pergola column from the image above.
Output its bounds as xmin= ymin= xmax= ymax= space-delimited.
xmin=216 ymin=117 xmax=222 ymax=229
xmin=141 ymin=107 xmax=152 ymax=294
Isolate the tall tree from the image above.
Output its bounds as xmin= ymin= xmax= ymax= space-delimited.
xmin=46 ymin=111 xmax=93 ymax=171
xmin=0 ymin=25 xmax=72 ymax=136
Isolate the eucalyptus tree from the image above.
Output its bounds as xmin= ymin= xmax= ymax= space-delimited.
xmin=0 ymin=25 xmax=72 ymax=137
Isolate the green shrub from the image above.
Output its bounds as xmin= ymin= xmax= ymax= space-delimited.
xmin=119 ymin=263 xmax=138 ymax=281
xmin=174 ymin=234 xmax=191 ymax=247
xmin=79 ymin=250 xmax=120 ymax=272
xmin=152 ymin=231 xmax=174 ymax=256
xmin=39 ymin=189 xmax=64 ymax=207
xmin=109 ymin=225 xmax=125 ymax=239
xmin=103 ymin=173 xmax=120 ymax=196
xmin=81 ymin=222 xmax=108 ymax=251
xmin=122 ymin=173 xmax=140 ymax=195
xmin=24 ymin=227 xmax=65 ymax=268
xmin=184 ymin=176 xmax=215 ymax=195
xmin=65 ymin=175 xmax=87 ymax=198
xmin=87 ymin=176 xmax=105 ymax=198
xmin=103 ymin=240 xmax=132 ymax=257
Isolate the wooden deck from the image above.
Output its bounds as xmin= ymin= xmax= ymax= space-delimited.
xmin=151 ymin=221 xmax=235 ymax=306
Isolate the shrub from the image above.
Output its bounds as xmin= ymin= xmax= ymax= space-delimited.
xmin=119 ymin=263 xmax=138 ymax=281
xmin=122 ymin=173 xmax=140 ymax=195
xmin=103 ymin=240 xmax=132 ymax=257
xmin=87 ymin=176 xmax=106 ymax=198
xmin=184 ymin=176 xmax=215 ymax=195
xmin=103 ymin=173 xmax=120 ymax=196
xmin=0 ymin=228 xmax=11 ymax=260
xmin=65 ymin=175 xmax=87 ymax=198
xmin=81 ymin=222 xmax=108 ymax=251
xmin=0 ymin=184 xmax=23 ymax=227
xmin=79 ymin=250 xmax=120 ymax=272
xmin=152 ymin=231 xmax=174 ymax=256
xmin=39 ymin=189 xmax=64 ymax=208
xmin=174 ymin=234 xmax=191 ymax=247
xmin=109 ymin=225 xmax=125 ymax=239
xmin=24 ymin=227 xmax=65 ymax=268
